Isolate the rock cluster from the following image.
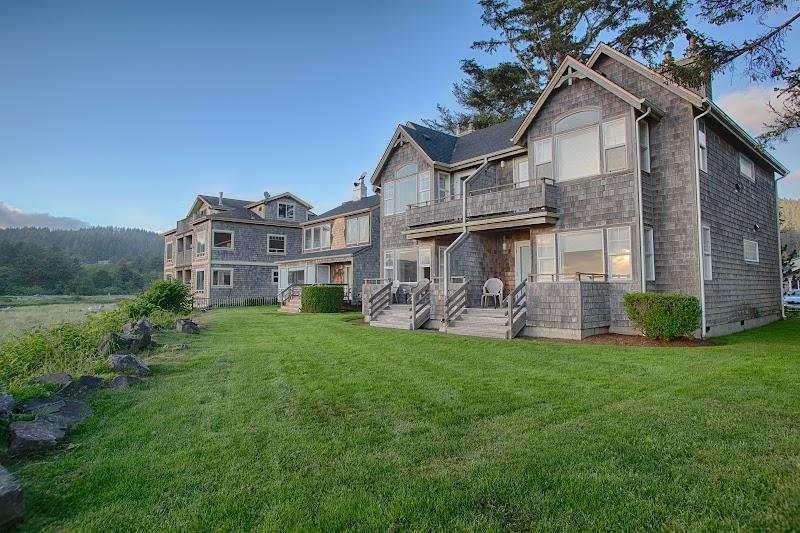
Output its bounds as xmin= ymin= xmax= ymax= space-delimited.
xmin=172 ymin=318 xmax=200 ymax=334
xmin=107 ymin=354 xmax=151 ymax=376
xmin=0 ymin=466 xmax=23 ymax=529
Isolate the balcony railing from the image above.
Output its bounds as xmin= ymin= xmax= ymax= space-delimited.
xmin=176 ymin=249 xmax=193 ymax=266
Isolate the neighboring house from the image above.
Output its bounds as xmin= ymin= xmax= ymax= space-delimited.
xmin=162 ymin=191 xmax=312 ymax=304
xmin=363 ymin=43 xmax=788 ymax=339
xmin=275 ymin=176 xmax=380 ymax=304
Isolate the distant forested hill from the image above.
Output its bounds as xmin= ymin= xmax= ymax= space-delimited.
xmin=780 ymin=199 xmax=800 ymax=258
xmin=0 ymin=227 xmax=163 ymax=296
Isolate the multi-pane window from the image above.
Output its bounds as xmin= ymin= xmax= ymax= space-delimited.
xmin=559 ymin=230 xmax=604 ymax=278
xmin=603 ymin=118 xmax=627 ymax=172
xmin=513 ymin=157 xmax=529 ymax=187
xmin=384 ymin=164 xmax=431 ymax=215
xmin=195 ymin=270 xmax=205 ymax=292
xmin=272 ymin=270 xmax=279 ymax=284
xmin=268 ymin=234 xmax=286 ymax=254
xmin=533 ymin=139 xmax=553 ymax=179
xmin=195 ymin=231 xmax=207 ymax=257
xmin=606 ymin=226 xmax=632 ymax=280
xmin=304 ymin=224 xmax=331 ymax=251
xmin=165 ymin=242 xmax=174 ymax=262
xmin=698 ymin=121 xmax=708 ymax=172
xmin=744 ymin=239 xmax=759 ymax=262
xmin=383 ymin=250 xmax=394 ymax=280
xmin=346 ymin=214 xmax=370 ymax=246
xmin=739 ymin=154 xmax=755 ymax=182
xmin=644 ymin=227 xmax=655 ymax=281
xmin=212 ymin=231 xmax=233 ymax=249
xmin=639 ymin=121 xmax=651 ymax=173
xmin=277 ymin=202 xmax=295 ymax=220
xmin=212 ymin=269 xmax=232 ymax=287
xmin=702 ymin=225 xmax=712 ymax=280
xmin=536 ymin=234 xmax=556 ymax=281
xmin=383 ymin=182 xmax=395 ymax=215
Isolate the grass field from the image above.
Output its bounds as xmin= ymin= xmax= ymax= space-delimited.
xmin=0 ymin=295 xmax=131 ymax=339
xmin=7 ymin=307 xmax=800 ymax=531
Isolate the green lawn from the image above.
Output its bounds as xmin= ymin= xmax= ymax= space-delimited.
xmin=8 ymin=307 xmax=800 ymax=531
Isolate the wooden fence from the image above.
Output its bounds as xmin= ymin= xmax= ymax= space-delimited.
xmin=192 ymin=296 xmax=277 ymax=309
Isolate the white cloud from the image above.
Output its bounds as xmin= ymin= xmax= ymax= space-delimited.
xmin=717 ymin=86 xmax=789 ymax=136
xmin=0 ymin=202 xmax=90 ymax=230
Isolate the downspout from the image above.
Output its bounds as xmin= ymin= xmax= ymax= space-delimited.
xmin=635 ymin=106 xmax=652 ymax=293
xmin=443 ymin=158 xmax=489 ymax=296
xmin=693 ymin=101 xmax=712 ymax=337
xmin=775 ymin=172 xmax=788 ymax=319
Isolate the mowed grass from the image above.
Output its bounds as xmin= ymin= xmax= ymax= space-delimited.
xmin=0 ymin=296 xmax=131 ymax=339
xmin=8 ymin=307 xmax=800 ymax=531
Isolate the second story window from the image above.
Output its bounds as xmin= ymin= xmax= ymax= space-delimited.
xmin=346 ymin=214 xmax=370 ymax=246
xmin=639 ymin=121 xmax=651 ymax=173
xmin=744 ymin=239 xmax=759 ymax=263
xmin=304 ymin=224 xmax=331 ymax=251
xmin=277 ymin=202 xmax=295 ymax=220
xmin=698 ymin=121 xmax=708 ymax=172
xmin=212 ymin=230 xmax=233 ymax=249
xmin=268 ymin=234 xmax=286 ymax=254
xmin=603 ymin=118 xmax=627 ymax=173
xmin=739 ymin=153 xmax=755 ymax=182
xmin=533 ymin=139 xmax=552 ymax=180
xmin=165 ymin=242 xmax=174 ymax=263
xmin=383 ymin=163 xmax=431 ymax=215
xmin=513 ymin=157 xmax=529 ymax=187
xmin=195 ymin=231 xmax=207 ymax=258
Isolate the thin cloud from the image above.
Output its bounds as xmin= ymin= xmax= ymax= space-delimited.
xmin=717 ymin=87 xmax=788 ymax=136
xmin=0 ymin=202 xmax=90 ymax=230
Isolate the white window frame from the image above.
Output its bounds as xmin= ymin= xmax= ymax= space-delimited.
xmin=165 ymin=241 xmax=174 ymax=263
xmin=272 ymin=269 xmax=279 ymax=284
xmin=536 ymin=234 xmax=556 ymax=281
xmin=557 ymin=229 xmax=605 ymax=279
xmin=639 ymin=121 xmax=651 ymax=173
xmin=195 ymin=231 xmax=207 ymax=258
xmin=417 ymin=172 xmax=430 ymax=205
xmin=644 ymin=227 xmax=655 ymax=281
xmin=212 ymin=230 xmax=234 ymax=250
xmin=606 ymin=226 xmax=633 ymax=281
xmin=702 ymin=225 xmax=712 ymax=280
xmin=512 ymin=156 xmax=530 ymax=187
xmin=211 ymin=268 xmax=233 ymax=288
xmin=195 ymin=269 xmax=205 ymax=292
xmin=277 ymin=201 xmax=295 ymax=221
xmin=346 ymin=214 xmax=370 ymax=246
xmin=533 ymin=138 xmax=553 ymax=180
xmin=303 ymin=224 xmax=331 ymax=251
xmin=384 ymin=169 xmax=432 ymax=215
xmin=698 ymin=121 xmax=708 ymax=173
xmin=383 ymin=250 xmax=394 ymax=281
xmin=555 ymin=124 xmax=601 ymax=182
xmin=418 ymin=247 xmax=431 ymax=281
xmin=383 ymin=182 xmax=394 ymax=216
xmin=739 ymin=153 xmax=755 ymax=182
xmin=436 ymin=172 xmax=451 ymax=201
xmin=267 ymin=234 xmax=286 ymax=254
xmin=743 ymin=239 xmax=759 ymax=263
xmin=602 ymin=117 xmax=628 ymax=173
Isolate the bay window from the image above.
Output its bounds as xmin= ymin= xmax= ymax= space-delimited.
xmin=559 ymin=230 xmax=604 ymax=278
xmin=346 ymin=214 xmax=370 ymax=246
xmin=606 ymin=226 xmax=632 ymax=280
xmin=536 ymin=234 xmax=556 ymax=281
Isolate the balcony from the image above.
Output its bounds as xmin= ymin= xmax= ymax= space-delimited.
xmin=405 ymin=179 xmax=558 ymax=234
xmin=176 ymin=248 xmax=193 ymax=266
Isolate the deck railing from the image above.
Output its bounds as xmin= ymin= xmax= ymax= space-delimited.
xmin=504 ymin=279 xmax=528 ymax=339
xmin=193 ymin=296 xmax=276 ymax=309
xmin=279 ymin=284 xmax=304 ymax=306
xmin=410 ymin=279 xmax=432 ymax=330
xmin=364 ymin=280 xmax=392 ymax=322
xmin=441 ymin=279 xmax=468 ymax=332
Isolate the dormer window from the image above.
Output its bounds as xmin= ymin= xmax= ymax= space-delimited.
xmin=277 ymin=202 xmax=295 ymax=220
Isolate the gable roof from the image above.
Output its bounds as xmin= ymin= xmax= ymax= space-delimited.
xmin=303 ymin=195 xmax=379 ymax=225
xmin=512 ymin=56 xmax=648 ymax=143
xmin=198 ymin=195 xmax=253 ymax=210
xmin=248 ymin=192 xmax=313 ymax=209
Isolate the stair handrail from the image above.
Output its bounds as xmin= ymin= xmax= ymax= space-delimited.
xmin=505 ymin=279 xmax=528 ymax=339
xmin=366 ymin=280 xmax=393 ymax=321
xmin=279 ymin=284 xmax=299 ymax=306
xmin=441 ymin=279 xmax=469 ymax=332
xmin=410 ymin=279 xmax=432 ymax=329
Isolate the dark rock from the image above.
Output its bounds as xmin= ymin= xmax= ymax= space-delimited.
xmin=28 ymin=372 xmax=73 ymax=386
xmin=0 ymin=393 xmax=15 ymax=416
xmin=59 ymin=375 xmax=104 ymax=398
xmin=0 ymin=466 xmax=23 ymax=529
xmin=8 ymin=419 xmax=65 ymax=457
xmin=172 ymin=318 xmax=200 ymax=334
xmin=175 ymin=344 xmax=189 ymax=351
xmin=122 ymin=319 xmax=153 ymax=337
xmin=97 ymin=331 xmax=151 ymax=356
xmin=108 ymin=375 xmax=142 ymax=389
xmin=20 ymin=397 xmax=65 ymax=416
xmin=39 ymin=400 xmax=92 ymax=430
xmin=107 ymin=354 xmax=151 ymax=376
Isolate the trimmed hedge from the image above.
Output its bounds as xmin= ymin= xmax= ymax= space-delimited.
xmin=301 ymin=285 xmax=343 ymax=313
xmin=623 ymin=292 xmax=701 ymax=340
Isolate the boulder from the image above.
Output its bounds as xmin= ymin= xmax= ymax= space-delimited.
xmin=97 ymin=331 xmax=151 ymax=357
xmin=39 ymin=400 xmax=92 ymax=430
xmin=59 ymin=375 xmax=104 ymax=398
xmin=28 ymin=372 xmax=73 ymax=386
xmin=108 ymin=375 xmax=142 ymax=389
xmin=172 ymin=318 xmax=200 ymax=334
xmin=107 ymin=354 xmax=151 ymax=376
xmin=20 ymin=397 xmax=65 ymax=416
xmin=0 ymin=393 xmax=15 ymax=416
xmin=122 ymin=319 xmax=153 ymax=337
xmin=0 ymin=466 xmax=23 ymax=530
xmin=8 ymin=419 xmax=65 ymax=457
xmin=175 ymin=344 xmax=189 ymax=351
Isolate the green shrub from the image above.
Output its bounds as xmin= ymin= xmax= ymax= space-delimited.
xmin=623 ymin=292 xmax=701 ymax=340
xmin=301 ymin=285 xmax=343 ymax=313
xmin=139 ymin=279 xmax=192 ymax=315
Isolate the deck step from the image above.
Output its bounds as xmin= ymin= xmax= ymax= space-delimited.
xmin=446 ymin=323 xmax=507 ymax=339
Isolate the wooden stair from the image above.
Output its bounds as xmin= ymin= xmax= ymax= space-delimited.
xmin=445 ymin=307 xmax=508 ymax=339
xmin=279 ymin=296 xmax=301 ymax=313
xmin=369 ymin=304 xmax=412 ymax=329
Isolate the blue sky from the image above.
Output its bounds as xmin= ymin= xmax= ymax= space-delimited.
xmin=0 ymin=0 xmax=797 ymax=232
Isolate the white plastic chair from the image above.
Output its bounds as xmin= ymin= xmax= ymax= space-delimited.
xmin=481 ymin=278 xmax=503 ymax=308
xmin=391 ymin=279 xmax=401 ymax=303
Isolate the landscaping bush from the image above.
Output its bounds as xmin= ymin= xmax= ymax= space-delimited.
xmin=138 ymin=279 xmax=193 ymax=315
xmin=624 ymin=292 xmax=701 ymax=340
xmin=301 ymin=285 xmax=343 ymax=313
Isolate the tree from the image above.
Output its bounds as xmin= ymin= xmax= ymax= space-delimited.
xmin=425 ymin=0 xmax=690 ymax=132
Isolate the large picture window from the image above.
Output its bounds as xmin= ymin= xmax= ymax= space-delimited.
xmin=304 ymin=224 xmax=330 ymax=251
xmin=536 ymin=234 xmax=556 ymax=281
xmin=212 ymin=230 xmax=233 ymax=249
xmin=606 ymin=226 xmax=632 ymax=280
xmin=396 ymin=249 xmax=418 ymax=282
xmin=549 ymin=110 xmax=628 ymax=182
xmin=384 ymin=165 xmax=431 ymax=215
xmin=559 ymin=230 xmax=604 ymax=278
xmin=346 ymin=214 xmax=370 ymax=246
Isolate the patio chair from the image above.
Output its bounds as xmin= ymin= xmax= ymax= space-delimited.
xmin=391 ymin=279 xmax=401 ymax=303
xmin=481 ymin=278 xmax=503 ymax=308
